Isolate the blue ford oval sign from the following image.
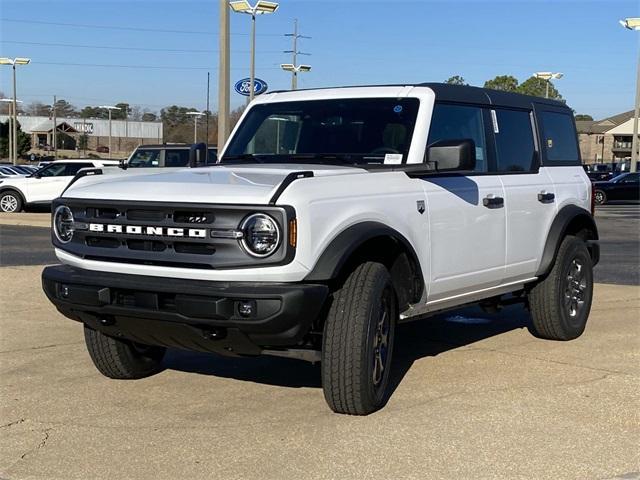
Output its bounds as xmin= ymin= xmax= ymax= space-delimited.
xmin=234 ymin=78 xmax=268 ymax=97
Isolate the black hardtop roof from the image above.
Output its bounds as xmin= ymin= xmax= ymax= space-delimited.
xmin=269 ymin=82 xmax=570 ymax=111
xmin=135 ymin=144 xmax=217 ymax=150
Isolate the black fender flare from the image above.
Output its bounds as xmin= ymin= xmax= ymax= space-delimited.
xmin=536 ymin=205 xmax=599 ymax=277
xmin=304 ymin=221 xmax=424 ymax=286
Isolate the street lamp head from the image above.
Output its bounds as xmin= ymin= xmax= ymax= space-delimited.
xmin=0 ymin=58 xmax=14 ymax=65
xmin=229 ymin=0 xmax=252 ymax=13
xmin=230 ymin=0 xmax=278 ymax=14
xmin=14 ymin=58 xmax=31 ymax=65
xmin=280 ymin=63 xmax=295 ymax=72
xmin=255 ymin=1 xmax=279 ymax=14
xmin=298 ymin=64 xmax=312 ymax=72
xmin=186 ymin=111 xmax=206 ymax=116
xmin=534 ymin=71 xmax=563 ymax=80
xmin=620 ymin=17 xmax=640 ymax=30
xmin=98 ymin=105 xmax=120 ymax=110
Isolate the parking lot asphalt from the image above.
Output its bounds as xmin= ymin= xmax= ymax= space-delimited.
xmin=0 ymin=207 xmax=639 ymax=480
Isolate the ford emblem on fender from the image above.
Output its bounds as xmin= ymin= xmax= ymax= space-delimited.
xmin=234 ymin=78 xmax=268 ymax=97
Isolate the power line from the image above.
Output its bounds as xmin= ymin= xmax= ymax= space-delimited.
xmin=29 ymin=61 xmax=282 ymax=71
xmin=2 ymin=40 xmax=284 ymax=55
xmin=0 ymin=18 xmax=283 ymax=36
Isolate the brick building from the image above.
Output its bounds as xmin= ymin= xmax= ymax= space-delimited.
xmin=576 ymin=110 xmax=634 ymax=164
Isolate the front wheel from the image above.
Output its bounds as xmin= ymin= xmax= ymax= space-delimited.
xmin=0 ymin=191 xmax=23 ymax=213
xmin=594 ymin=190 xmax=606 ymax=205
xmin=528 ymin=235 xmax=594 ymax=341
xmin=321 ymin=262 xmax=397 ymax=415
xmin=84 ymin=326 xmax=166 ymax=379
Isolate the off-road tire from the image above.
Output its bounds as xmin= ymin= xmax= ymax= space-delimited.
xmin=528 ymin=235 xmax=593 ymax=341
xmin=594 ymin=190 xmax=606 ymax=205
xmin=321 ymin=262 xmax=397 ymax=415
xmin=84 ymin=326 xmax=166 ymax=379
xmin=0 ymin=190 xmax=23 ymax=213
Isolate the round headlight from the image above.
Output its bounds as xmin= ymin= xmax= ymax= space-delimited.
xmin=53 ymin=205 xmax=75 ymax=244
xmin=240 ymin=213 xmax=280 ymax=258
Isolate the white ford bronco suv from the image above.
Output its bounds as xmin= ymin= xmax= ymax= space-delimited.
xmin=42 ymin=84 xmax=599 ymax=415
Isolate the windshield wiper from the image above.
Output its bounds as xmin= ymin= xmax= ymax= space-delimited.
xmin=220 ymin=154 xmax=265 ymax=164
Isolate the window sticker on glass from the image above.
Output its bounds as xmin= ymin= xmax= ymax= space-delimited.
xmin=384 ymin=153 xmax=403 ymax=165
xmin=491 ymin=110 xmax=499 ymax=133
xmin=547 ymin=139 xmax=553 ymax=148
xmin=393 ymin=105 xmax=403 ymax=113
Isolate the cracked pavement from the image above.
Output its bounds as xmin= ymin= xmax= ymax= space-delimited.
xmin=1 ymin=264 xmax=639 ymax=479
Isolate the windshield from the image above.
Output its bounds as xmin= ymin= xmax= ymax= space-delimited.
xmin=222 ymin=98 xmax=420 ymax=165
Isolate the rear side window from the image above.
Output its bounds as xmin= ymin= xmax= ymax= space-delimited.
xmin=63 ymin=163 xmax=93 ymax=176
xmin=538 ymin=111 xmax=579 ymax=164
xmin=494 ymin=109 xmax=536 ymax=172
xmin=428 ymin=104 xmax=487 ymax=172
xmin=165 ymin=150 xmax=190 ymax=167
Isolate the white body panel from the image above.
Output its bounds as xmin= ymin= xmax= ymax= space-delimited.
xmin=0 ymin=160 xmax=118 ymax=204
xmin=52 ymin=86 xmax=592 ymax=316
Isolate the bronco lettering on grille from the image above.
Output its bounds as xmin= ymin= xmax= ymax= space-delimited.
xmin=88 ymin=223 xmax=207 ymax=238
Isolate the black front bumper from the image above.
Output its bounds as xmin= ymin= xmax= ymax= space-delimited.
xmin=42 ymin=265 xmax=328 ymax=356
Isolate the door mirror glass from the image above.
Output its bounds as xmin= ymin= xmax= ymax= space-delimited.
xmin=426 ymin=139 xmax=476 ymax=172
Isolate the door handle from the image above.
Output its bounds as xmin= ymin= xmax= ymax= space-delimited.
xmin=537 ymin=191 xmax=555 ymax=203
xmin=483 ymin=195 xmax=504 ymax=209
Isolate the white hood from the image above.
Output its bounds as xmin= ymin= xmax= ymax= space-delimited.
xmin=63 ymin=164 xmax=367 ymax=204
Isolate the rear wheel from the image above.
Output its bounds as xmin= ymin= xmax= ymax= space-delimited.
xmin=594 ymin=190 xmax=606 ymax=205
xmin=528 ymin=235 xmax=593 ymax=341
xmin=0 ymin=190 xmax=23 ymax=213
xmin=84 ymin=326 xmax=166 ymax=379
xmin=321 ymin=262 xmax=397 ymax=415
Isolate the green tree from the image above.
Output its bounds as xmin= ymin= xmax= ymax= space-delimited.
xmin=445 ymin=75 xmax=468 ymax=86
xmin=113 ymin=102 xmax=132 ymax=120
xmin=575 ymin=114 xmax=593 ymax=121
xmin=141 ymin=112 xmax=158 ymax=122
xmin=517 ymin=76 xmax=563 ymax=100
xmin=53 ymin=99 xmax=77 ymax=118
xmin=0 ymin=120 xmax=31 ymax=158
xmin=484 ymin=75 xmax=519 ymax=92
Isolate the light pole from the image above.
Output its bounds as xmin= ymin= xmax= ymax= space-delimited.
xmin=533 ymin=72 xmax=563 ymax=99
xmin=229 ymin=0 xmax=279 ymax=101
xmin=280 ymin=64 xmax=312 ymax=90
xmin=0 ymin=57 xmax=30 ymax=165
xmin=620 ymin=17 xmax=640 ymax=173
xmin=186 ymin=111 xmax=206 ymax=143
xmin=99 ymin=105 xmax=120 ymax=159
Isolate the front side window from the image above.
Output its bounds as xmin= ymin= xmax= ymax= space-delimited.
xmin=494 ymin=109 xmax=536 ymax=172
xmin=223 ymin=98 xmax=420 ymax=165
xmin=427 ymin=104 xmax=487 ymax=172
xmin=128 ymin=149 xmax=161 ymax=168
xmin=38 ymin=163 xmax=69 ymax=177
xmin=539 ymin=111 xmax=579 ymax=163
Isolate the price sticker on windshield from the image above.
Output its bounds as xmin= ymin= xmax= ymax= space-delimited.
xmin=384 ymin=154 xmax=403 ymax=165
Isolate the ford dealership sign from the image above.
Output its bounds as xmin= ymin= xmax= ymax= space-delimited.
xmin=234 ymin=78 xmax=268 ymax=97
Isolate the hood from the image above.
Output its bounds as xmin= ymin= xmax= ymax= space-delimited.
xmin=63 ymin=164 xmax=367 ymax=204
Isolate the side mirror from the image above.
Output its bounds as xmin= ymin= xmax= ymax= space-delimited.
xmin=426 ymin=139 xmax=476 ymax=172
xmin=30 ymin=173 xmax=41 ymax=179
xmin=189 ymin=142 xmax=208 ymax=168
xmin=119 ymin=158 xmax=128 ymax=170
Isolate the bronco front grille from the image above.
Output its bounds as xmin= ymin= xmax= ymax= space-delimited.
xmin=54 ymin=199 xmax=294 ymax=269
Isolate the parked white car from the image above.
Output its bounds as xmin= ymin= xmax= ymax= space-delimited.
xmin=0 ymin=159 xmax=119 ymax=212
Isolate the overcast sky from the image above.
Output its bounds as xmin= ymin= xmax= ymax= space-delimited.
xmin=0 ymin=0 xmax=638 ymax=118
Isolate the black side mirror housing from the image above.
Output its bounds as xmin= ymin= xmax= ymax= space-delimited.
xmin=119 ymin=158 xmax=128 ymax=170
xmin=189 ymin=142 xmax=208 ymax=168
xmin=426 ymin=139 xmax=476 ymax=172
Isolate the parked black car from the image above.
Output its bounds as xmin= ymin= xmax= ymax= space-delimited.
xmin=592 ymin=172 xmax=640 ymax=205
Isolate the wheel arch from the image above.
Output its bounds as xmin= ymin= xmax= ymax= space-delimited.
xmin=304 ymin=221 xmax=424 ymax=310
xmin=0 ymin=186 xmax=26 ymax=208
xmin=536 ymin=205 xmax=599 ymax=277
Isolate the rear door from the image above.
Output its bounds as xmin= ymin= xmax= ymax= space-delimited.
xmin=492 ymin=107 xmax=557 ymax=282
xmin=421 ymin=103 xmax=506 ymax=301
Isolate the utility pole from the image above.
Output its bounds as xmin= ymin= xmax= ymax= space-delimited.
xmin=206 ymin=71 xmax=210 ymax=147
xmin=631 ymin=48 xmax=640 ymax=172
xmin=284 ymin=19 xmax=311 ymax=90
xmin=217 ymin=0 xmax=231 ymax=151
xmin=52 ymin=95 xmax=57 ymax=159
